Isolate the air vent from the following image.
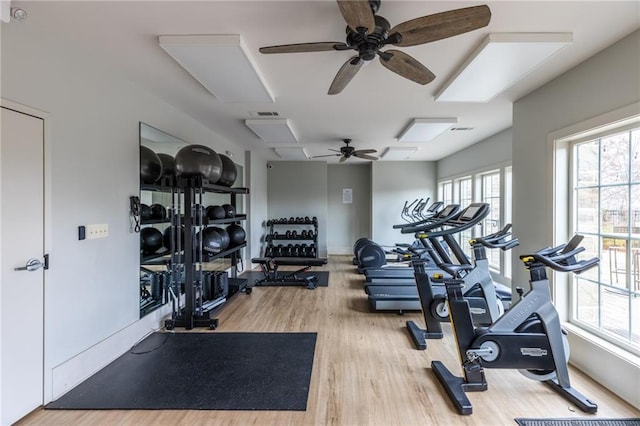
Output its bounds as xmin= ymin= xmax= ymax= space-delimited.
xmin=450 ymin=127 xmax=474 ymax=131
xmin=251 ymin=111 xmax=280 ymax=117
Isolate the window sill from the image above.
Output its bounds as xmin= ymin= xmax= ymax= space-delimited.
xmin=563 ymin=322 xmax=640 ymax=367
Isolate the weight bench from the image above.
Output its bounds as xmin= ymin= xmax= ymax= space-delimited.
xmin=251 ymin=256 xmax=328 ymax=290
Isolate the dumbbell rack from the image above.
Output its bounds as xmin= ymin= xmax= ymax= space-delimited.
xmin=264 ymin=217 xmax=318 ymax=258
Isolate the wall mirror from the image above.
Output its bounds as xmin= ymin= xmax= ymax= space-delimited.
xmin=139 ymin=122 xmax=244 ymax=317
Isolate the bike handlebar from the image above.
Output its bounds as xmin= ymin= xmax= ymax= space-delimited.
xmin=520 ymin=235 xmax=599 ymax=274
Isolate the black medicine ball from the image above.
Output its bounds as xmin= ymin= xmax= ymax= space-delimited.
xmin=150 ymin=204 xmax=166 ymax=220
xmin=140 ymin=146 xmax=163 ymax=184
xmin=200 ymin=227 xmax=230 ymax=255
xmin=226 ymin=224 xmax=246 ymax=247
xmin=206 ymin=205 xmax=226 ymax=220
xmin=175 ymin=144 xmax=223 ymax=183
xmin=157 ymin=153 xmax=176 ymax=178
xmin=140 ymin=204 xmax=152 ymax=221
xmin=140 ymin=227 xmax=163 ymax=254
xmin=162 ymin=225 xmax=185 ymax=251
xmin=217 ymin=154 xmax=237 ymax=187
xmin=221 ymin=204 xmax=236 ymax=218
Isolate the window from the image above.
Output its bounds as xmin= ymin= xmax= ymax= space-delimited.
xmin=570 ymin=125 xmax=640 ymax=354
xmin=439 ymin=180 xmax=453 ymax=207
xmin=437 ymin=165 xmax=512 ymax=282
xmin=481 ymin=171 xmax=501 ymax=269
xmin=456 ymin=177 xmax=473 ymax=257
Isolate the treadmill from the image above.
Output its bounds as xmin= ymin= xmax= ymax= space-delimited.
xmin=363 ymin=204 xmax=461 ymax=284
xmin=365 ymin=205 xmax=466 ymax=312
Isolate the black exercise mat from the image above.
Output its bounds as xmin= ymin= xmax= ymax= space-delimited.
xmin=241 ymin=270 xmax=329 ymax=287
xmin=47 ymin=332 xmax=317 ymax=411
xmin=515 ymin=419 xmax=640 ymax=426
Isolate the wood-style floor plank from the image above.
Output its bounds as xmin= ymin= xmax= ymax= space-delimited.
xmin=19 ymin=255 xmax=640 ymax=425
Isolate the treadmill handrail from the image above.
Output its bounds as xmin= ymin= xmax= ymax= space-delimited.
xmin=400 ymin=204 xmax=462 ymax=234
xmin=404 ymin=203 xmax=490 ymax=238
xmin=393 ymin=200 xmax=442 ymax=229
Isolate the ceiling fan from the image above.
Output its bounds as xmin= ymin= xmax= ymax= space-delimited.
xmin=312 ymin=139 xmax=379 ymax=162
xmin=259 ymin=0 xmax=491 ymax=95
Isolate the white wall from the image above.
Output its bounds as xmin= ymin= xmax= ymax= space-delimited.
xmin=327 ymin=164 xmax=372 ymax=254
xmin=437 ymin=128 xmax=512 ymax=180
xmin=1 ymin=20 xmax=251 ymax=401
xmin=371 ymin=161 xmax=437 ymax=247
xmin=513 ymin=29 xmax=640 ymax=408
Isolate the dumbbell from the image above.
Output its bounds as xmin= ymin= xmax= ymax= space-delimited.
xmin=291 ymin=230 xmax=298 ymax=239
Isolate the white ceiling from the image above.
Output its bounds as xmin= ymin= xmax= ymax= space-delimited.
xmin=8 ymin=0 xmax=640 ymax=162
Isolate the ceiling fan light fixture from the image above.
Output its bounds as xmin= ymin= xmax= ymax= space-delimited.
xmin=159 ymin=34 xmax=274 ymax=103
xmin=397 ymin=118 xmax=458 ymax=143
xmin=381 ymin=147 xmax=419 ymax=160
xmin=434 ymin=32 xmax=573 ymax=103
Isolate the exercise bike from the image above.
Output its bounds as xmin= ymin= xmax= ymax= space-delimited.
xmin=406 ymin=219 xmax=518 ymax=349
xmin=431 ymin=234 xmax=599 ymax=415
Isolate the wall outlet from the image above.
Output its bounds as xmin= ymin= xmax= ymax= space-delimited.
xmin=87 ymin=223 xmax=108 ymax=239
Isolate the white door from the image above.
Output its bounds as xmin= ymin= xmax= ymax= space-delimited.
xmin=1 ymin=106 xmax=45 ymax=425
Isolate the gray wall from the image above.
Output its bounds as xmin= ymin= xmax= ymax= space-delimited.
xmin=513 ymin=29 xmax=640 ymax=286
xmin=327 ymin=164 xmax=372 ymax=254
xmin=1 ymin=20 xmax=252 ymax=400
xmin=266 ymin=161 xmax=329 ymax=257
xmin=371 ymin=161 xmax=437 ymax=246
xmin=246 ymin=150 xmax=269 ymax=263
xmin=437 ymin=128 xmax=513 ymax=179
xmin=512 ymin=29 xmax=640 ymax=407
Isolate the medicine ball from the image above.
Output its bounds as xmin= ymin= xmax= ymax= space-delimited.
xmin=200 ymin=226 xmax=230 ymax=255
xmin=174 ymin=144 xmax=223 ymax=183
xmin=140 ymin=146 xmax=163 ymax=184
xmin=226 ymin=224 xmax=246 ymax=247
xmin=140 ymin=227 xmax=163 ymax=254
xmin=150 ymin=204 xmax=166 ymax=220
xmin=162 ymin=225 xmax=185 ymax=251
xmin=206 ymin=205 xmax=226 ymax=220
xmin=157 ymin=153 xmax=176 ymax=178
xmin=221 ymin=204 xmax=236 ymax=218
xmin=140 ymin=204 xmax=152 ymax=221
xmin=217 ymin=154 xmax=238 ymax=187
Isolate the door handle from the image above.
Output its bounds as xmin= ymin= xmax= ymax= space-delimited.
xmin=14 ymin=255 xmax=49 ymax=272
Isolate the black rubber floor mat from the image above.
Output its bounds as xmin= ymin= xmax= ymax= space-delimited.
xmin=47 ymin=332 xmax=317 ymax=411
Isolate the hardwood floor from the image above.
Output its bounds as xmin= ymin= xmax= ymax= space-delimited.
xmin=20 ymin=255 xmax=640 ymax=425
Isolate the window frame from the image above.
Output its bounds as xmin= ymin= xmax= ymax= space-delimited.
xmin=567 ymin=125 xmax=640 ymax=356
xmin=437 ymin=162 xmax=513 ymax=283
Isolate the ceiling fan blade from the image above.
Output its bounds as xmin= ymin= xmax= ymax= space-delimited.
xmin=353 ymin=149 xmax=377 ymax=155
xmin=328 ymin=148 xmax=342 ymax=153
xmin=339 ymin=156 xmax=349 ymax=163
xmin=353 ymin=153 xmax=379 ymax=161
xmin=389 ymin=5 xmax=491 ymax=47
xmin=379 ymin=50 xmax=435 ymax=85
xmin=328 ymin=56 xmax=363 ymax=95
xmin=260 ymin=42 xmax=349 ymax=54
xmin=336 ymin=0 xmax=375 ymax=33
